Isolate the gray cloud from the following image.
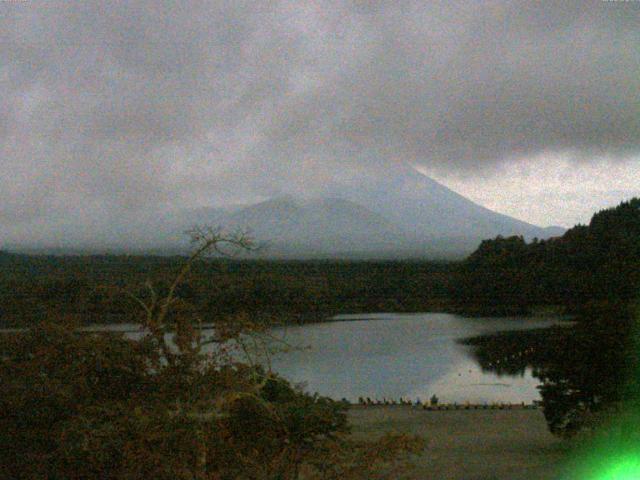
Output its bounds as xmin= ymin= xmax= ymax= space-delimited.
xmin=1 ymin=0 xmax=639 ymax=243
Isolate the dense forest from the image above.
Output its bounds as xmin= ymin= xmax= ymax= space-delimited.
xmin=451 ymin=199 xmax=640 ymax=438
xmin=452 ymin=198 xmax=640 ymax=316
xmin=463 ymin=306 xmax=640 ymax=437
xmin=0 ymin=254 xmax=453 ymax=328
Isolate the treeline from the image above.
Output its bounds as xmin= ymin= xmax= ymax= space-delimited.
xmin=451 ymin=198 xmax=640 ymax=315
xmin=0 ymin=253 xmax=454 ymax=327
xmin=454 ymin=199 xmax=640 ymax=437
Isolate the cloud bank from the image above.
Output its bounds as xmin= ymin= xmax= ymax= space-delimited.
xmin=1 ymin=1 xmax=639 ymax=242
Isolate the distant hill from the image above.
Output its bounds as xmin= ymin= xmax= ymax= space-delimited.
xmin=540 ymin=225 xmax=567 ymax=238
xmin=222 ymin=196 xmax=401 ymax=255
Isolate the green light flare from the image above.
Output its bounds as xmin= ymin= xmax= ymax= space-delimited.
xmin=561 ymin=446 xmax=640 ymax=480
xmin=585 ymin=316 xmax=640 ymax=479
xmin=559 ymin=404 xmax=640 ymax=480
xmin=558 ymin=311 xmax=640 ymax=479
xmin=595 ymin=456 xmax=640 ymax=480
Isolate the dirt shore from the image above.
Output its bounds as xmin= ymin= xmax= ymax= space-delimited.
xmin=348 ymin=406 xmax=571 ymax=480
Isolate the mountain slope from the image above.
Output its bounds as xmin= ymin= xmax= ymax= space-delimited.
xmin=181 ymin=164 xmax=565 ymax=258
xmin=219 ymin=196 xmax=405 ymax=256
xmin=323 ymin=163 xmax=563 ymax=249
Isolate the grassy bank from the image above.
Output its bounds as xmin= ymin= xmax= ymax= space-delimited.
xmin=347 ymin=406 xmax=570 ymax=480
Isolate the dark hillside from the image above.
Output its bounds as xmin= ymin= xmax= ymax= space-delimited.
xmin=0 ymin=256 xmax=454 ymax=328
xmin=451 ymin=198 xmax=640 ymax=315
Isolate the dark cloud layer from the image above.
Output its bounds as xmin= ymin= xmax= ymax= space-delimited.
xmin=1 ymin=1 xmax=639 ymax=240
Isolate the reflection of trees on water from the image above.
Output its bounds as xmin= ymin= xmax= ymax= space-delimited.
xmin=462 ymin=308 xmax=639 ymax=436
xmin=462 ymin=326 xmax=568 ymax=378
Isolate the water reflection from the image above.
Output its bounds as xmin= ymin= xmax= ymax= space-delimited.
xmin=0 ymin=313 xmax=579 ymax=406
xmin=262 ymin=313 xmax=570 ymax=403
xmin=466 ymin=309 xmax=638 ymax=436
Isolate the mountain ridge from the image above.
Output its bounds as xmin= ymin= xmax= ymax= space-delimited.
xmin=183 ymin=166 xmax=565 ymax=258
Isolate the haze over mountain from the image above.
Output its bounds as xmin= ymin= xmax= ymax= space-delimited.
xmin=4 ymin=164 xmax=564 ymax=258
xmin=323 ymin=163 xmax=565 ymax=241
xmin=188 ymin=164 xmax=564 ymax=259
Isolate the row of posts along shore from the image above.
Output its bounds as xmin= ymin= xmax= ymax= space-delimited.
xmin=347 ymin=396 xmax=542 ymax=410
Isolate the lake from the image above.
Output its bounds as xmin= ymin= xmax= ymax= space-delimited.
xmin=1 ymin=313 xmax=568 ymax=404
xmin=260 ymin=313 xmax=569 ymax=404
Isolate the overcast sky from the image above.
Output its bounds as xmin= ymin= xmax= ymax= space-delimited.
xmin=1 ymin=0 xmax=639 ymax=245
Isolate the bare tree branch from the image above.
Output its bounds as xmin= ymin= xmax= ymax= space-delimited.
xmin=124 ymin=225 xmax=259 ymax=366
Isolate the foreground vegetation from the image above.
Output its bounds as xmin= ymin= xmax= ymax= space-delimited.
xmin=0 ymin=230 xmax=424 ymax=479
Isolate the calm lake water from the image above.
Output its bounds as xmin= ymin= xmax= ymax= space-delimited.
xmin=2 ymin=313 xmax=568 ymax=404
xmin=261 ymin=313 xmax=568 ymax=404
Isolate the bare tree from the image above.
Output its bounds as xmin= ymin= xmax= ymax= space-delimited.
xmin=124 ymin=226 xmax=259 ymax=367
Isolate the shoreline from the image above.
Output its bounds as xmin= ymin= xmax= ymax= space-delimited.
xmin=0 ymin=308 xmax=570 ymax=331
xmin=349 ymin=402 xmax=541 ymax=410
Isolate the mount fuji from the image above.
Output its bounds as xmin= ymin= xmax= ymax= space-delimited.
xmin=168 ymin=164 xmax=564 ymax=259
